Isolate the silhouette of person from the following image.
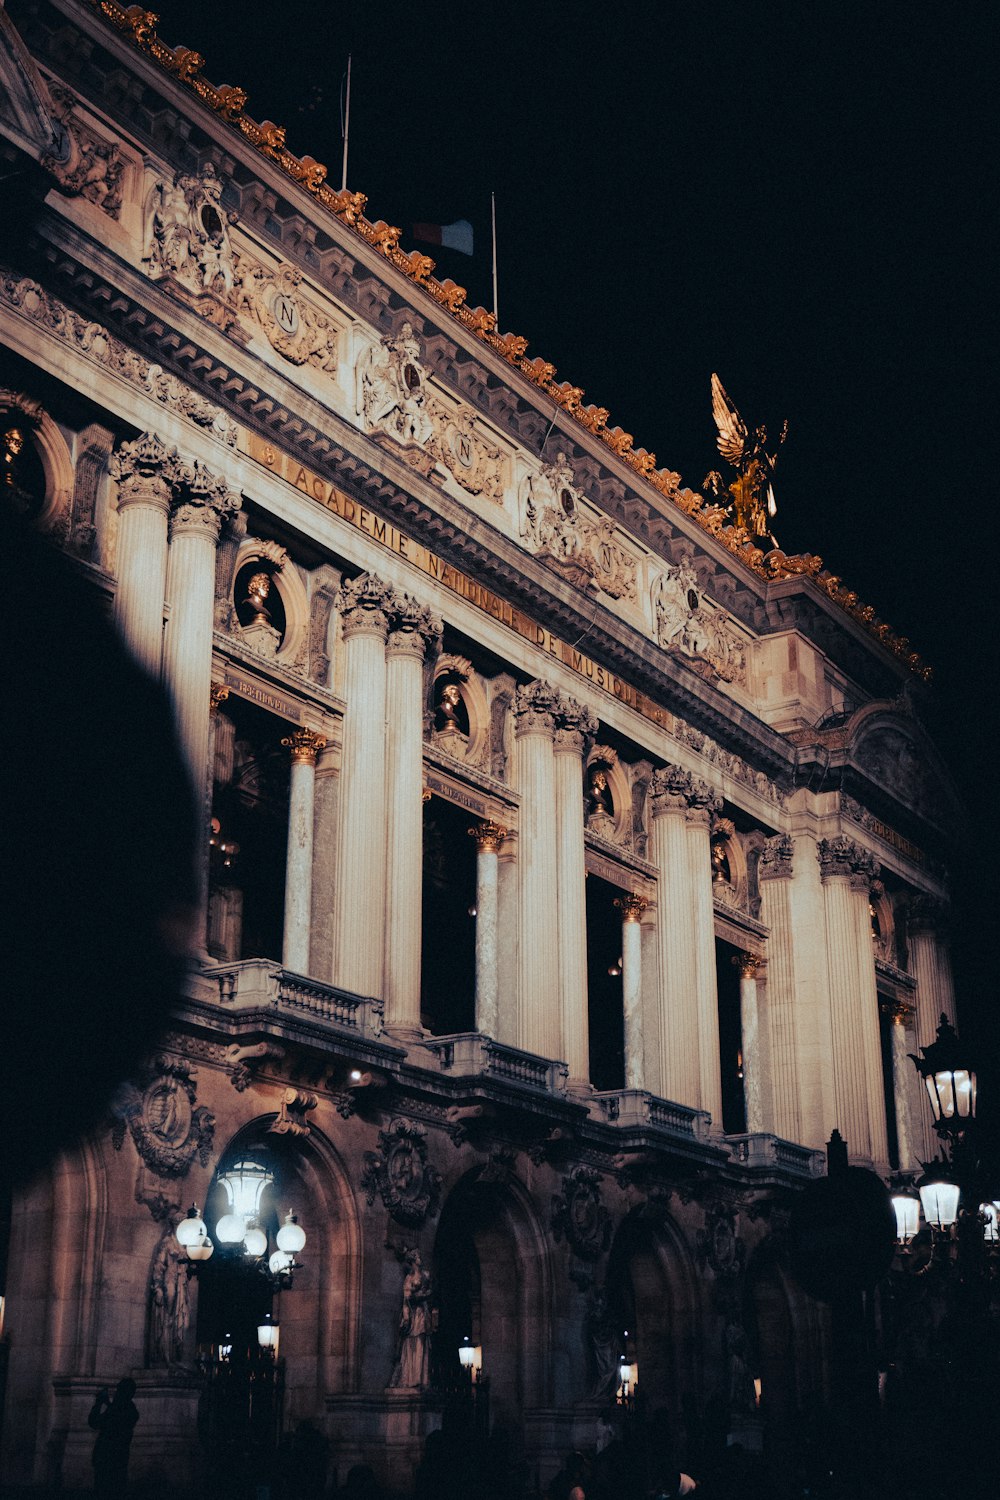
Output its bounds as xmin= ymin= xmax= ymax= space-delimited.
xmin=88 ymin=1378 xmax=139 ymax=1497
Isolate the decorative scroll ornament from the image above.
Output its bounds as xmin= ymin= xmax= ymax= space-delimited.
xmin=41 ymin=83 xmax=124 ymax=217
xmin=551 ymin=1167 xmax=612 ymax=1263
xmin=520 ymin=454 xmax=637 ymax=600
xmin=361 ymin=1118 xmax=442 ymax=1227
xmin=234 ymin=255 xmax=337 ymax=370
xmin=651 ymin=559 xmax=748 ymax=686
xmin=111 ymin=1058 xmax=215 ymax=1178
xmin=142 ymin=164 xmax=244 ymax=334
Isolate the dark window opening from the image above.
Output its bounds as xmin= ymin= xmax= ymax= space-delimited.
xmin=421 ymin=795 xmax=477 ymax=1035
xmin=715 ymin=937 xmax=746 ymax=1135
xmin=878 ymin=997 xmax=900 ymax=1171
xmin=586 ymin=872 xmax=625 ymax=1091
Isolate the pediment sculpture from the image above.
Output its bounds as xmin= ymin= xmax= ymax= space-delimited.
xmin=520 ymin=453 xmax=637 ymax=600
xmin=142 ymin=164 xmax=244 ymax=336
xmin=651 ymin=559 xmax=747 ymax=686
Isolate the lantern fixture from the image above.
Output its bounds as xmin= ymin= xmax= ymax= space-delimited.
xmin=257 ymin=1314 xmax=280 ymax=1356
xmin=174 ymin=1161 xmax=305 ymax=1285
xmin=617 ymin=1358 xmax=638 ymax=1402
xmin=276 ymin=1211 xmax=307 ymax=1256
xmin=909 ymin=1015 xmax=977 ymax=1134
xmin=458 ymin=1336 xmax=483 ymax=1381
xmin=918 ymin=1176 xmax=961 ymax=1231
xmin=889 ymin=1178 xmax=921 ymax=1245
xmin=175 ymin=1204 xmax=207 ymax=1249
xmin=981 ymin=1202 xmax=999 ymax=1243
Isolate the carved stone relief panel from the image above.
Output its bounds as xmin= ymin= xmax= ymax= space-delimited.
xmin=141 ymin=164 xmax=244 ymax=335
xmin=519 ymin=452 xmax=637 ymax=600
xmin=42 ymin=82 xmax=125 ymax=218
xmin=361 ymin=1118 xmax=442 ymax=1227
xmin=651 ymin=555 xmax=748 ymax=686
xmin=234 ymin=254 xmax=338 ymax=370
xmin=111 ymin=1057 xmax=215 ymax=1179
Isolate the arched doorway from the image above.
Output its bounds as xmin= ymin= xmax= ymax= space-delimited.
xmin=432 ymin=1170 xmax=552 ymax=1439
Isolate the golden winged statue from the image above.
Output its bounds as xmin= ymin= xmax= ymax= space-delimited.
xmin=703 ymin=373 xmax=787 ymax=545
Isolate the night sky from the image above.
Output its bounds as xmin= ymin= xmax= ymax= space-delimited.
xmin=153 ymin=3 xmax=994 ymax=1058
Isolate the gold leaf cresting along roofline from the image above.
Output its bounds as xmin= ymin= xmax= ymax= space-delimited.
xmin=85 ymin=1 xmax=930 ymax=681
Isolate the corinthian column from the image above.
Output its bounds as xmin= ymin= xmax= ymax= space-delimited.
xmin=650 ymin=767 xmax=700 ymax=1107
xmin=905 ymin=895 xmax=954 ymax=1162
xmin=757 ymin=835 xmax=803 ymax=1142
xmin=819 ymin=837 xmax=888 ymax=1167
xmin=163 ymin=462 xmax=241 ymax=789
xmin=384 ymin=593 xmax=441 ymax=1035
xmin=468 ymin=821 xmax=508 ymax=1038
xmin=513 ymin=681 xmax=561 ymax=1061
xmin=733 ymin=953 xmax=764 ymax=1134
xmin=109 ymin=433 xmax=182 ymax=676
xmin=615 ymin=893 xmax=648 ymax=1091
xmin=553 ymin=695 xmax=598 ymax=1088
xmin=280 ymin=728 xmax=327 ymax=974
xmin=332 ymin=573 xmax=392 ymax=997
xmin=687 ymin=778 xmax=724 ymax=1128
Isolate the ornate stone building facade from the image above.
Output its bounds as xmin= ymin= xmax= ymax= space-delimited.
xmin=0 ymin=2 xmax=961 ymax=1491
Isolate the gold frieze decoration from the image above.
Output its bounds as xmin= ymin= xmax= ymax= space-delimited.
xmin=88 ymin=1 xmax=929 ymax=681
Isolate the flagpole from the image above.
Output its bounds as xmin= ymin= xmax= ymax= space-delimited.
xmin=340 ymin=55 xmax=352 ymax=192
xmin=491 ymin=191 xmax=499 ymax=327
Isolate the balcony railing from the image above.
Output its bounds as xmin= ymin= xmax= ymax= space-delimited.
xmin=422 ymin=1033 xmax=568 ymax=1095
xmin=199 ymin=959 xmax=384 ymax=1040
xmin=592 ymin=1088 xmax=712 ymax=1143
xmin=726 ymin=1132 xmax=826 ymax=1176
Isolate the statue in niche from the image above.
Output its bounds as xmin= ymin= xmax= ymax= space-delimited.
xmin=149 ymin=1234 xmax=191 ymax=1366
xmin=586 ymin=766 xmax=616 ymax=839
xmin=238 ymin=569 xmax=282 ymax=657
xmin=586 ymin=1287 xmax=620 ymax=1398
xmin=433 ymin=680 xmax=469 ymax=758
xmin=388 ymin=1249 xmax=434 ymax=1389
xmin=725 ymin=1320 xmax=756 ymax=1414
xmin=711 ymin=836 xmax=732 ymax=887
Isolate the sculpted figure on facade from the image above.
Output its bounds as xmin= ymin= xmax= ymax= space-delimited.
xmin=356 ymin=322 xmax=434 ymax=450
xmin=149 ymin=1232 xmax=191 ymax=1366
xmin=652 ymin=559 xmax=748 ymax=685
xmin=142 ymin=164 xmax=240 ymax=326
xmin=42 ymin=84 xmax=124 ymax=217
xmin=388 ymin=1249 xmax=434 ymax=1390
xmin=520 ymin=453 xmax=637 ymax=600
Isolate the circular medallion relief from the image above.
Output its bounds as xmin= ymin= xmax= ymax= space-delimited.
xmin=271 ymin=291 xmax=300 ymax=336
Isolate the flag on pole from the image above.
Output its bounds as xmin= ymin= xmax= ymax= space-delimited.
xmin=411 ymin=219 xmax=474 ymax=256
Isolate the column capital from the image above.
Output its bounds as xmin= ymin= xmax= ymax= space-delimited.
xmin=732 ymin=951 xmax=762 ymax=980
xmin=552 ymin=693 xmax=599 ymax=753
xmin=651 ymin=763 xmax=694 ymax=814
xmin=386 ymin=589 xmax=442 ymax=657
xmin=880 ymin=995 xmax=914 ymax=1025
xmin=209 ymin=683 xmax=230 ymax=715
xmin=513 ymin=679 xmax=559 ymax=738
xmin=109 ymin=431 xmax=182 ymax=512
xmin=905 ymin=892 xmax=950 ymax=936
xmin=282 ymin=727 xmax=327 ymax=766
xmin=337 ymin=572 xmax=393 ymax=641
xmin=168 ymin=459 xmax=241 ymax=542
xmin=614 ymin=892 xmax=648 ymax=924
xmin=468 ymin=819 xmax=508 ymax=853
xmin=818 ymin=834 xmax=879 ymax=888
xmin=759 ymin=832 xmax=794 ymax=880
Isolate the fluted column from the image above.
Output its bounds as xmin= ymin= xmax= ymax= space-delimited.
xmin=616 ymin=893 xmax=648 ymax=1091
xmin=280 ymin=729 xmax=326 ymax=974
xmin=513 ymin=681 xmax=561 ymax=1061
xmin=882 ymin=998 xmax=918 ymax=1171
xmin=469 ymin=821 xmax=508 ymax=1038
xmin=384 ymin=594 xmax=442 ymax=1034
xmin=758 ymin=835 xmax=803 ymax=1142
xmin=906 ymin=896 xmax=954 ymax=1162
xmin=163 ymin=462 xmax=240 ymax=789
xmin=332 ymin=573 xmax=392 ymax=997
xmin=109 ymin=433 xmax=181 ymax=676
xmin=733 ymin=953 xmax=764 ymax=1134
xmin=554 ymin=696 xmax=598 ymax=1087
xmin=687 ymin=778 xmax=724 ymax=1128
xmin=650 ymin=768 xmax=700 ymax=1108
xmin=819 ymin=837 xmax=888 ymax=1167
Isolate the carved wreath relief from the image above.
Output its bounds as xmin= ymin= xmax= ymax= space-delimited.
xmin=112 ymin=1058 xmax=215 ymax=1178
xmin=361 ymin=1118 xmax=442 ymax=1227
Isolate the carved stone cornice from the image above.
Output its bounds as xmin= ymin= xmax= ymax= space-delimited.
xmin=281 ymin=727 xmax=327 ymax=766
xmin=817 ymin=835 xmax=879 ymax=888
xmin=468 ymin=820 xmax=508 ymax=854
xmin=385 ymin=589 xmax=442 ymax=657
xmin=758 ymin=833 xmax=794 ymax=881
xmin=513 ymin=679 xmax=560 ymax=738
xmin=552 ymin=693 xmax=599 ymax=755
xmin=336 ymin=571 xmax=393 ymax=641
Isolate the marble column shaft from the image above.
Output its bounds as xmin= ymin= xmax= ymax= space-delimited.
xmin=650 ymin=774 xmax=700 ymax=1108
xmin=332 ymin=575 xmax=391 ymax=997
xmin=687 ymin=794 xmax=724 ymax=1129
xmin=281 ymin=730 xmax=326 ymax=974
xmin=906 ymin=903 xmax=954 ymax=1162
xmin=886 ymin=1004 xmax=918 ymax=1171
xmin=514 ymin=682 xmax=561 ymax=1061
xmin=384 ymin=599 xmax=440 ymax=1033
xmin=110 ymin=434 xmax=179 ymax=677
xmin=848 ymin=879 xmax=890 ymax=1167
xmin=758 ymin=836 xmax=803 ymax=1143
xmin=617 ymin=895 xmax=647 ymax=1091
xmin=735 ymin=955 xmax=764 ymax=1134
xmin=470 ymin=823 xmax=507 ymax=1038
xmin=553 ymin=699 xmax=597 ymax=1087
